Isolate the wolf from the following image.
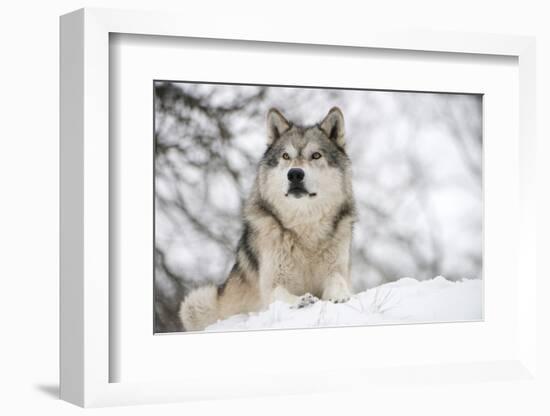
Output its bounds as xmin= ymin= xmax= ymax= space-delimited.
xmin=179 ymin=107 xmax=356 ymax=331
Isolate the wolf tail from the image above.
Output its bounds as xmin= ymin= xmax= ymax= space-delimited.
xmin=179 ymin=285 xmax=220 ymax=331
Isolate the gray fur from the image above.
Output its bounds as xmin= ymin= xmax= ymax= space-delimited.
xmin=237 ymin=221 xmax=259 ymax=272
xmin=179 ymin=107 xmax=357 ymax=331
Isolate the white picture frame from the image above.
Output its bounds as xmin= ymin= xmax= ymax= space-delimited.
xmin=60 ymin=7 xmax=537 ymax=407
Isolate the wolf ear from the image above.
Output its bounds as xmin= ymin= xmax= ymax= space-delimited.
xmin=266 ymin=108 xmax=291 ymax=145
xmin=320 ymin=107 xmax=345 ymax=147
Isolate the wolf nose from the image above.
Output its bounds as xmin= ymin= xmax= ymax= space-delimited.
xmin=287 ymin=168 xmax=305 ymax=183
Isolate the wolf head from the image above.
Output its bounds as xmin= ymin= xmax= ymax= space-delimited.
xmin=257 ymin=107 xmax=353 ymax=223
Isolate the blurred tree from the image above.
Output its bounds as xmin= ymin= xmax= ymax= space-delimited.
xmin=154 ymin=82 xmax=267 ymax=332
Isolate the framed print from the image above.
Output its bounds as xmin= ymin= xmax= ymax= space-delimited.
xmin=60 ymin=8 xmax=538 ymax=407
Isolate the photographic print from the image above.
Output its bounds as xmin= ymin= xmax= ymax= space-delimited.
xmin=154 ymin=82 xmax=482 ymax=333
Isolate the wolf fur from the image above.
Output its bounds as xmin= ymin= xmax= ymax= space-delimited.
xmin=179 ymin=107 xmax=356 ymax=331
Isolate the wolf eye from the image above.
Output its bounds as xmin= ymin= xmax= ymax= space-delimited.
xmin=282 ymin=152 xmax=290 ymax=160
xmin=311 ymin=152 xmax=322 ymax=160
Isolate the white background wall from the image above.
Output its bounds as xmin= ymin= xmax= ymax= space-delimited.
xmin=0 ymin=0 xmax=548 ymax=414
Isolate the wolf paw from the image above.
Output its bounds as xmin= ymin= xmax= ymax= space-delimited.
xmin=293 ymin=293 xmax=319 ymax=309
xmin=322 ymin=280 xmax=352 ymax=304
xmin=328 ymin=295 xmax=350 ymax=304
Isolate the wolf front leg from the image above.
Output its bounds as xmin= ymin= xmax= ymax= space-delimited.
xmin=321 ymin=273 xmax=352 ymax=303
xmin=269 ymin=286 xmax=319 ymax=309
xmin=261 ymin=278 xmax=319 ymax=309
xmin=320 ymin=218 xmax=354 ymax=303
xmin=257 ymin=240 xmax=319 ymax=309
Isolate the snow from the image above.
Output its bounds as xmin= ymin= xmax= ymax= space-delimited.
xmin=205 ymin=276 xmax=482 ymax=332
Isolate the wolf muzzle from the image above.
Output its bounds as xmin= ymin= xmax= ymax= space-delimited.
xmin=286 ymin=168 xmax=317 ymax=198
xmin=287 ymin=168 xmax=305 ymax=183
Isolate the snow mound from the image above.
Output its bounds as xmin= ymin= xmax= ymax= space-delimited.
xmin=205 ymin=276 xmax=482 ymax=332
